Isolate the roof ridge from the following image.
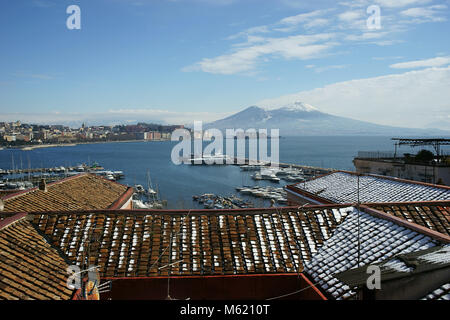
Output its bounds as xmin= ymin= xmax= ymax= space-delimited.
xmin=0 ymin=212 xmax=28 ymax=230
xmin=360 ymin=205 xmax=450 ymax=243
xmin=1 ymin=173 xmax=87 ymax=202
xmin=335 ymin=170 xmax=450 ymax=190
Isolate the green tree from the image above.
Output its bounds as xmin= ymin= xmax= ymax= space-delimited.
xmin=415 ymin=149 xmax=434 ymax=163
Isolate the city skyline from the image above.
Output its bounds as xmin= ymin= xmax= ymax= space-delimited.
xmin=0 ymin=0 xmax=450 ymax=129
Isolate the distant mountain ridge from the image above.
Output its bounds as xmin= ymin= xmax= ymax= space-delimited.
xmin=205 ymin=101 xmax=450 ymax=136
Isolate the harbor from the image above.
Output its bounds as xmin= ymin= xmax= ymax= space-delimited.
xmin=0 ymin=163 xmax=125 ymax=190
xmin=0 ymin=155 xmax=329 ymax=209
xmin=0 ymin=136 xmax=398 ymax=209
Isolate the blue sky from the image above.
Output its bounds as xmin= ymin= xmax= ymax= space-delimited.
xmin=0 ymin=0 xmax=449 ymax=128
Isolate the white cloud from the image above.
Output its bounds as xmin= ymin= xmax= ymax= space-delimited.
xmin=279 ymin=10 xmax=330 ymax=25
xmin=345 ymin=31 xmax=389 ymax=41
xmin=338 ymin=10 xmax=364 ymax=22
xmin=304 ymin=18 xmax=330 ymax=29
xmin=390 ymin=56 xmax=450 ymax=69
xmin=0 ymin=109 xmax=231 ymax=127
xmin=227 ymin=25 xmax=270 ymax=40
xmin=256 ymin=66 xmax=450 ymax=129
xmin=183 ymin=33 xmax=336 ymax=75
xmin=183 ymin=3 xmax=447 ymax=75
xmin=400 ymin=5 xmax=447 ymax=22
xmin=375 ymin=0 xmax=432 ymax=8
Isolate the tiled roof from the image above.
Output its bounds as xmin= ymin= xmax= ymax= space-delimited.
xmin=303 ymin=207 xmax=444 ymax=300
xmin=335 ymin=244 xmax=450 ymax=287
xmin=369 ymin=202 xmax=450 ymax=236
xmin=0 ymin=214 xmax=73 ymax=300
xmin=291 ymin=171 xmax=450 ymax=204
xmin=423 ymin=283 xmax=450 ymax=300
xmin=1 ymin=174 xmax=130 ymax=212
xmin=1 ymin=201 xmax=448 ymax=299
xmin=29 ymin=207 xmax=351 ymax=278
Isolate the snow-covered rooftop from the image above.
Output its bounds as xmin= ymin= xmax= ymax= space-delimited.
xmin=423 ymin=282 xmax=450 ymax=300
xmin=303 ymin=207 xmax=442 ymax=300
xmin=296 ymin=171 xmax=450 ymax=203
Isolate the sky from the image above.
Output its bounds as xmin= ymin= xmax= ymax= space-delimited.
xmin=0 ymin=0 xmax=449 ymax=129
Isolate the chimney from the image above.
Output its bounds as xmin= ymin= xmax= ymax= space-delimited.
xmin=0 ymin=199 xmax=4 ymax=211
xmin=38 ymin=179 xmax=47 ymax=192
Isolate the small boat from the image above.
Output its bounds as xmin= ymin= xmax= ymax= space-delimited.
xmin=252 ymin=173 xmax=262 ymax=180
xmin=132 ymin=199 xmax=153 ymax=209
xmin=134 ymin=185 xmax=145 ymax=193
xmin=105 ymin=174 xmax=115 ymax=181
xmin=113 ymin=171 xmax=124 ymax=179
xmin=240 ymin=188 xmax=253 ymax=195
xmin=252 ymin=191 xmax=265 ymax=197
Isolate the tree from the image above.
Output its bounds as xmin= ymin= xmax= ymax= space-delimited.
xmin=415 ymin=149 xmax=434 ymax=163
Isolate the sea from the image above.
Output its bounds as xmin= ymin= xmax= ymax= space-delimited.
xmin=0 ymin=136 xmax=446 ymax=209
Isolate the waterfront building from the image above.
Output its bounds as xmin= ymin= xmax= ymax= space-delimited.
xmin=353 ymin=138 xmax=450 ymax=185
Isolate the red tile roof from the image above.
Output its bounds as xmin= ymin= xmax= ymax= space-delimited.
xmin=0 ymin=214 xmax=73 ymax=300
xmin=1 ymin=173 xmax=132 ymax=212
xmin=0 ymin=201 xmax=449 ymax=300
xmin=30 ymin=207 xmax=350 ymax=278
xmin=287 ymin=171 xmax=450 ymax=204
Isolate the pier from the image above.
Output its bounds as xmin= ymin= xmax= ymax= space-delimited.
xmin=0 ymin=165 xmax=104 ymax=176
xmin=182 ymin=155 xmax=335 ymax=175
xmin=233 ymin=158 xmax=335 ymax=176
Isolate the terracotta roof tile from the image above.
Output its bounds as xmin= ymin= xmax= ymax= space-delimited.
xmin=2 ymin=174 xmax=130 ymax=212
xmin=291 ymin=171 xmax=450 ymax=204
xmin=370 ymin=203 xmax=450 ymax=236
xmin=303 ymin=207 xmax=446 ymax=300
xmin=423 ymin=282 xmax=450 ymax=300
xmin=30 ymin=208 xmax=350 ymax=278
xmin=0 ymin=216 xmax=73 ymax=300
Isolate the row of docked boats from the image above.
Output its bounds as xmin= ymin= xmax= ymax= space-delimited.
xmin=193 ymin=193 xmax=254 ymax=209
xmin=0 ymin=181 xmax=34 ymax=190
xmin=132 ymin=170 xmax=166 ymax=209
xmin=182 ymin=152 xmax=232 ymax=165
xmin=0 ymin=163 xmax=125 ymax=191
xmin=236 ymin=186 xmax=288 ymax=204
xmin=249 ymin=166 xmax=305 ymax=183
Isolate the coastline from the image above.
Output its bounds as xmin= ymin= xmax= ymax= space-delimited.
xmin=2 ymin=139 xmax=171 ymax=151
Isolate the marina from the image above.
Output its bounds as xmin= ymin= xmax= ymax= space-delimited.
xmin=236 ymin=185 xmax=288 ymax=204
xmin=192 ymin=193 xmax=254 ymax=209
xmin=0 ymin=136 xmax=412 ymax=209
xmin=0 ymin=163 xmax=126 ymax=190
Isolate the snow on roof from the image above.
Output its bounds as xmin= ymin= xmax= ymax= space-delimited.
xmin=303 ymin=206 xmax=441 ymax=300
xmin=422 ymin=282 xmax=450 ymax=300
xmin=418 ymin=244 xmax=450 ymax=265
xmin=30 ymin=208 xmax=351 ymax=278
xmin=298 ymin=172 xmax=450 ymax=204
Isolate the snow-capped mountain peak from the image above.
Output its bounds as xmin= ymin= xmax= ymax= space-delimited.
xmin=263 ymin=101 xmax=318 ymax=112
